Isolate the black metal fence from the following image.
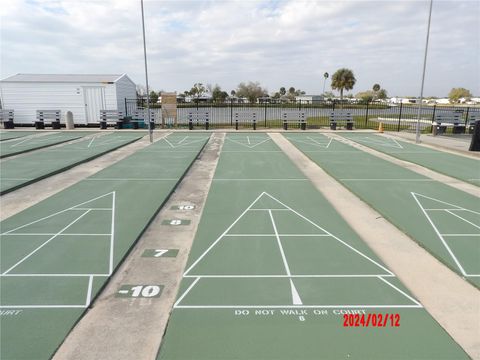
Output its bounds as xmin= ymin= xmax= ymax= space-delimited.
xmin=125 ymin=98 xmax=479 ymax=132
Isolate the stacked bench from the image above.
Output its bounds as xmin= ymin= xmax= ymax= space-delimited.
xmin=0 ymin=109 xmax=15 ymax=129
xmin=36 ymin=110 xmax=61 ymax=129
xmin=99 ymin=110 xmax=124 ymax=129
xmin=282 ymin=111 xmax=307 ymax=130
xmin=234 ymin=112 xmax=260 ymax=130
xmin=330 ymin=111 xmax=353 ymax=130
xmin=433 ymin=112 xmax=464 ymax=135
xmin=187 ymin=110 xmax=211 ymax=130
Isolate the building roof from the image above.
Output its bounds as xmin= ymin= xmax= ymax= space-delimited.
xmin=1 ymin=73 xmax=125 ymax=83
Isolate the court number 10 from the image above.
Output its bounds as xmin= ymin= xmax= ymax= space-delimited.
xmin=130 ymin=285 xmax=161 ymax=298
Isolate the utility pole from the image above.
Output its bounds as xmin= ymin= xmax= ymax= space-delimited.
xmin=141 ymin=0 xmax=152 ymax=143
xmin=416 ymin=0 xmax=433 ymax=144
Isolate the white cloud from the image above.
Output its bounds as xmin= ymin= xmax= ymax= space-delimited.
xmin=1 ymin=0 xmax=478 ymax=97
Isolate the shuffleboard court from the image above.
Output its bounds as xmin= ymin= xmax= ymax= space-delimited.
xmin=0 ymin=132 xmax=143 ymax=194
xmin=0 ymin=131 xmax=41 ymax=142
xmin=286 ymin=133 xmax=480 ymax=289
xmin=0 ymin=132 xmax=93 ymax=158
xmin=157 ymin=133 xmax=467 ymax=359
xmin=0 ymin=133 xmax=209 ymax=360
xmin=339 ymin=133 xmax=480 ymax=186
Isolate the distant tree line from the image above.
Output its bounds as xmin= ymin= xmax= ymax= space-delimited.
xmin=137 ymin=68 xmax=474 ymax=105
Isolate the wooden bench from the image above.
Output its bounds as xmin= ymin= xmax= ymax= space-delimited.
xmin=234 ymin=112 xmax=261 ymax=130
xmin=433 ymin=112 xmax=464 ymax=134
xmin=330 ymin=111 xmax=353 ymax=130
xmin=282 ymin=111 xmax=307 ymax=130
xmin=187 ymin=110 xmax=211 ymax=130
xmin=467 ymin=112 xmax=480 ymax=134
xmin=0 ymin=109 xmax=14 ymax=129
xmin=100 ymin=110 xmax=124 ymax=129
xmin=36 ymin=110 xmax=61 ymax=129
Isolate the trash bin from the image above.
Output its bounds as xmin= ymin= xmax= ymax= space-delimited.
xmin=100 ymin=121 xmax=107 ymax=129
xmin=35 ymin=121 xmax=45 ymax=129
xmin=4 ymin=120 xmax=14 ymax=129
xmin=52 ymin=121 xmax=61 ymax=129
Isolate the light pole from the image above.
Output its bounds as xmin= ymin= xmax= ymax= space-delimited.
xmin=323 ymin=72 xmax=329 ymax=95
xmin=140 ymin=0 xmax=152 ymax=143
xmin=416 ymin=0 xmax=433 ymax=144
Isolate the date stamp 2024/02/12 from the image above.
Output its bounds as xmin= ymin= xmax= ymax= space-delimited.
xmin=343 ymin=313 xmax=400 ymax=327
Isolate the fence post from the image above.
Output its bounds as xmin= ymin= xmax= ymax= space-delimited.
xmin=464 ymin=107 xmax=470 ymax=127
xmin=230 ymin=99 xmax=233 ymax=126
xmin=124 ymin=98 xmax=128 ymax=116
xmin=364 ymin=101 xmax=369 ymax=127
xmin=397 ymin=102 xmax=403 ymax=132
xmin=264 ymin=102 xmax=267 ymax=128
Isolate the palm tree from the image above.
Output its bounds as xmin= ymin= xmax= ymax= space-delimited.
xmin=323 ymin=72 xmax=329 ymax=94
xmin=372 ymin=84 xmax=381 ymax=101
xmin=331 ymin=68 xmax=356 ymax=103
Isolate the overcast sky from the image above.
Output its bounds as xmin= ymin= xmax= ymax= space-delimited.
xmin=1 ymin=0 xmax=479 ymax=97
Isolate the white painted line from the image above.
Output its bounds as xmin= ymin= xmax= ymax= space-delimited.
xmin=108 ymin=192 xmax=116 ymax=275
xmin=174 ymin=277 xmax=201 ymax=307
xmin=178 ymin=136 xmax=188 ymax=144
xmin=445 ymin=210 xmax=480 ymax=230
xmin=226 ymin=137 xmax=271 ymax=149
xmin=2 ymin=210 xmax=92 ymax=275
xmin=247 ymin=136 xmax=251 ymax=145
xmin=290 ymin=279 xmax=303 ymax=305
xmin=1 ymin=273 xmax=109 ymax=277
xmin=377 ymin=276 xmax=422 ymax=307
xmin=223 ymin=234 xmax=331 ymax=237
xmin=262 ymin=193 xmax=394 ymax=276
xmin=412 ymin=192 xmax=468 ymax=276
xmin=340 ymin=179 xmax=435 ymax=182
xmin=269 ymin=210 xmax=291 ymax=276
xmin=1 ymin=192 xmax=114 ymax=235
xmin=0 ymin=305 xmax=87 ymax=309
xmin=85 ymin=178 xmax=178 ymax=181
xmin=87 ymin=137 xmax=96 ymax=148
xmin=164 ymin=137 xmax=175 ymax=148
xmin=183 ymin=192 xmax=267 ymax=276
xmin=1 ymin=233 xmax=111 ymax=236
xmin=183 ymin=274 xmax=395 ymax=278
xmin=85 ymin=275 xmax=93 ymax=305
xmin=249 ymin=209 xmax=290 ymax=211
xmin=9 ymin=137 xmax=32 ymax=148
xmin=175 ymin=304 xmax=423 ymax=309
xmin=441 ymin=234 xmax=479 ymax=237
xmin=213 ymin=179 xmax=308 ymax=181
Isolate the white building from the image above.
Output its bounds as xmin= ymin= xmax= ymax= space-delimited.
xmin=0 ymin=74 xmax=136 ymax=124
xmin=295 ymin=95 xmax=324 ymax=104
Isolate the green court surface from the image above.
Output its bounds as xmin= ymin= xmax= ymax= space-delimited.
xmin=0 ymin=132 xmax=92 ymax=158
xmin=0 ymin=132 xmax=143 ymax=195
xmin=286 ymin=133 xmax=480 ymax=289
xmin=0 ymin=131 xmax=40 ymax=142
xmin=340 ymin=133 xmax=480 ymax=186
xmin=157 ymin=133 xmax=467 ymax=359
xmin=0 ymin=133 xmax=210 ymax=360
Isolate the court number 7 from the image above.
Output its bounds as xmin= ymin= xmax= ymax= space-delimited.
xmin=154 ymin=249 xmax=169 ymax=257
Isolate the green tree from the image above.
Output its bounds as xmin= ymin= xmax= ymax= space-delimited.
xmin=288 ymin=87 xmax=295 ymax=94
xmin=355 ymin=90 xmax=374 ymax=103
xmin=331 ymin=68 xmax=356 ymax=103
xmin=448 ymin=87 xmax=472 ymax=103
xmin=377 ymin=89 xmax=388 ymax=100
xmin=211 ymin=84 xmax=228 ymax=103
xmin=279 ymin=87 xmax=286 ymax=96
xmin=372 ymin=83 xmax=380 ymax=92
xmin=149 ymin=90 xmax=158 ymax=104
xmin=230 ymin=90 xmax=236 ymax=97
xmin=236 ymin=82 xmax=268 ymax=102
xmin=189 ymin=83 xmax=206 ymax=98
